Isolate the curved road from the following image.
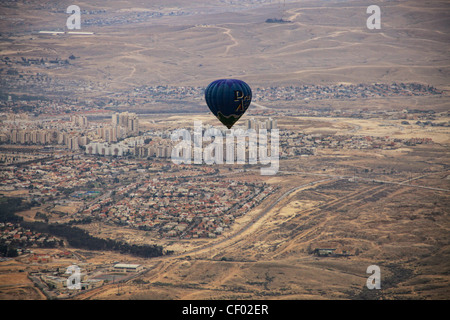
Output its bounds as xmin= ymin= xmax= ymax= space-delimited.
xmin=171 ymin=177 xmax=335 ymax=258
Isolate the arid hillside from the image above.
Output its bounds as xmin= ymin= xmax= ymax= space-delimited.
xmin=1 ymin=0 xmax=449 ymax=95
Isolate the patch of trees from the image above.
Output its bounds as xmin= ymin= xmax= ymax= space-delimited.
xmin=66 ymin=217 xmax=93 ymax=225
xmin=1 ymin=200 xmax=166 ymax=258
xmin=21 ymin=221 xmax=165 ymax=258
xmin=265 ymin=18 xmax=291 ymax=24
xmin=0 ymin=244 xmax=18 ymax=257
xmin=0 ymin=198 xmax=27 ymax=223
xmin=34 ymin=211 xmax=49 ymax=222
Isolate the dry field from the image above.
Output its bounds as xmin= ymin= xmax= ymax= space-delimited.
xmin=71 ymin=170 xmax=449 ymax=300
xmin=0 ymin=0 xmax=449 ymax=94
xmin=0 ymin=261 xmax=45 ymax=300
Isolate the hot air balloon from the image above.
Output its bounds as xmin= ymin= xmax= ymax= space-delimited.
xmin=205 ymin=79 xmax=252 ymax=129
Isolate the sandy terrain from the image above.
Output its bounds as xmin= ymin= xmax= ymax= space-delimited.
xmin=1 ymin=0 xmax=449 ymax=94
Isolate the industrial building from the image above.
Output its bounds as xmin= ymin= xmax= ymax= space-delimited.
xmin=112 ymin=263 xmax=144 ymax=273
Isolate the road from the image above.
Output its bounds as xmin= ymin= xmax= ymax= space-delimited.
xmin=171 ymin=177 xmax=335 ymax=258
xmin=278 ymin=170 xmax=450 ymax=192
xmin=72 ymin=168 xmax=448 ymax=299
xmin=151 ymin=167 xmax=449 ymax=260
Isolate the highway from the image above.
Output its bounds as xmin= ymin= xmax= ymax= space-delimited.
xmin=163 ymin=167 xmax=449 ymax=258
xmin=174 ymin=177 xmax=336 ymax=258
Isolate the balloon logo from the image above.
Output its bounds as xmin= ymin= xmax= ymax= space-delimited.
xmin=205 ymin=79 xmax=252 ymax=129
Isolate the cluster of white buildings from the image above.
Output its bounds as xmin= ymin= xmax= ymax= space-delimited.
xmin=97 ymin=112 xmax=139 ymax=142
xmin=1 ymin=113 xmax=89 ymax=150
xmin=83 ymin=112 xmax=142 ymax=156
xmin=85 ymin=142 xmax=128 ymax=157
xmin=134 ymin=144 xmax=172 ymax=159
xmin=245 ymin=117 xmax=277 ymax=131
xmin=85 ymin=137 xmax=144 ymax=157
xmin=7 ymin=129 xmax=89 ymax=151
xmin=1 ymin=111 xmax=140 ymax=153
xmin=93 ymin=112 xmax=140 ymax=144
xmin=70 ymin=115 xmax=88 ymax=127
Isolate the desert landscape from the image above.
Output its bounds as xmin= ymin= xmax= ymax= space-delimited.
xmin=0 ymin=0 xmax=449 ymax=302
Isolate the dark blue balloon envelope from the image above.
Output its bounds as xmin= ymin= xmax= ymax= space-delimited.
xmin=205 ymin=79 xmax=252 ymax=129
